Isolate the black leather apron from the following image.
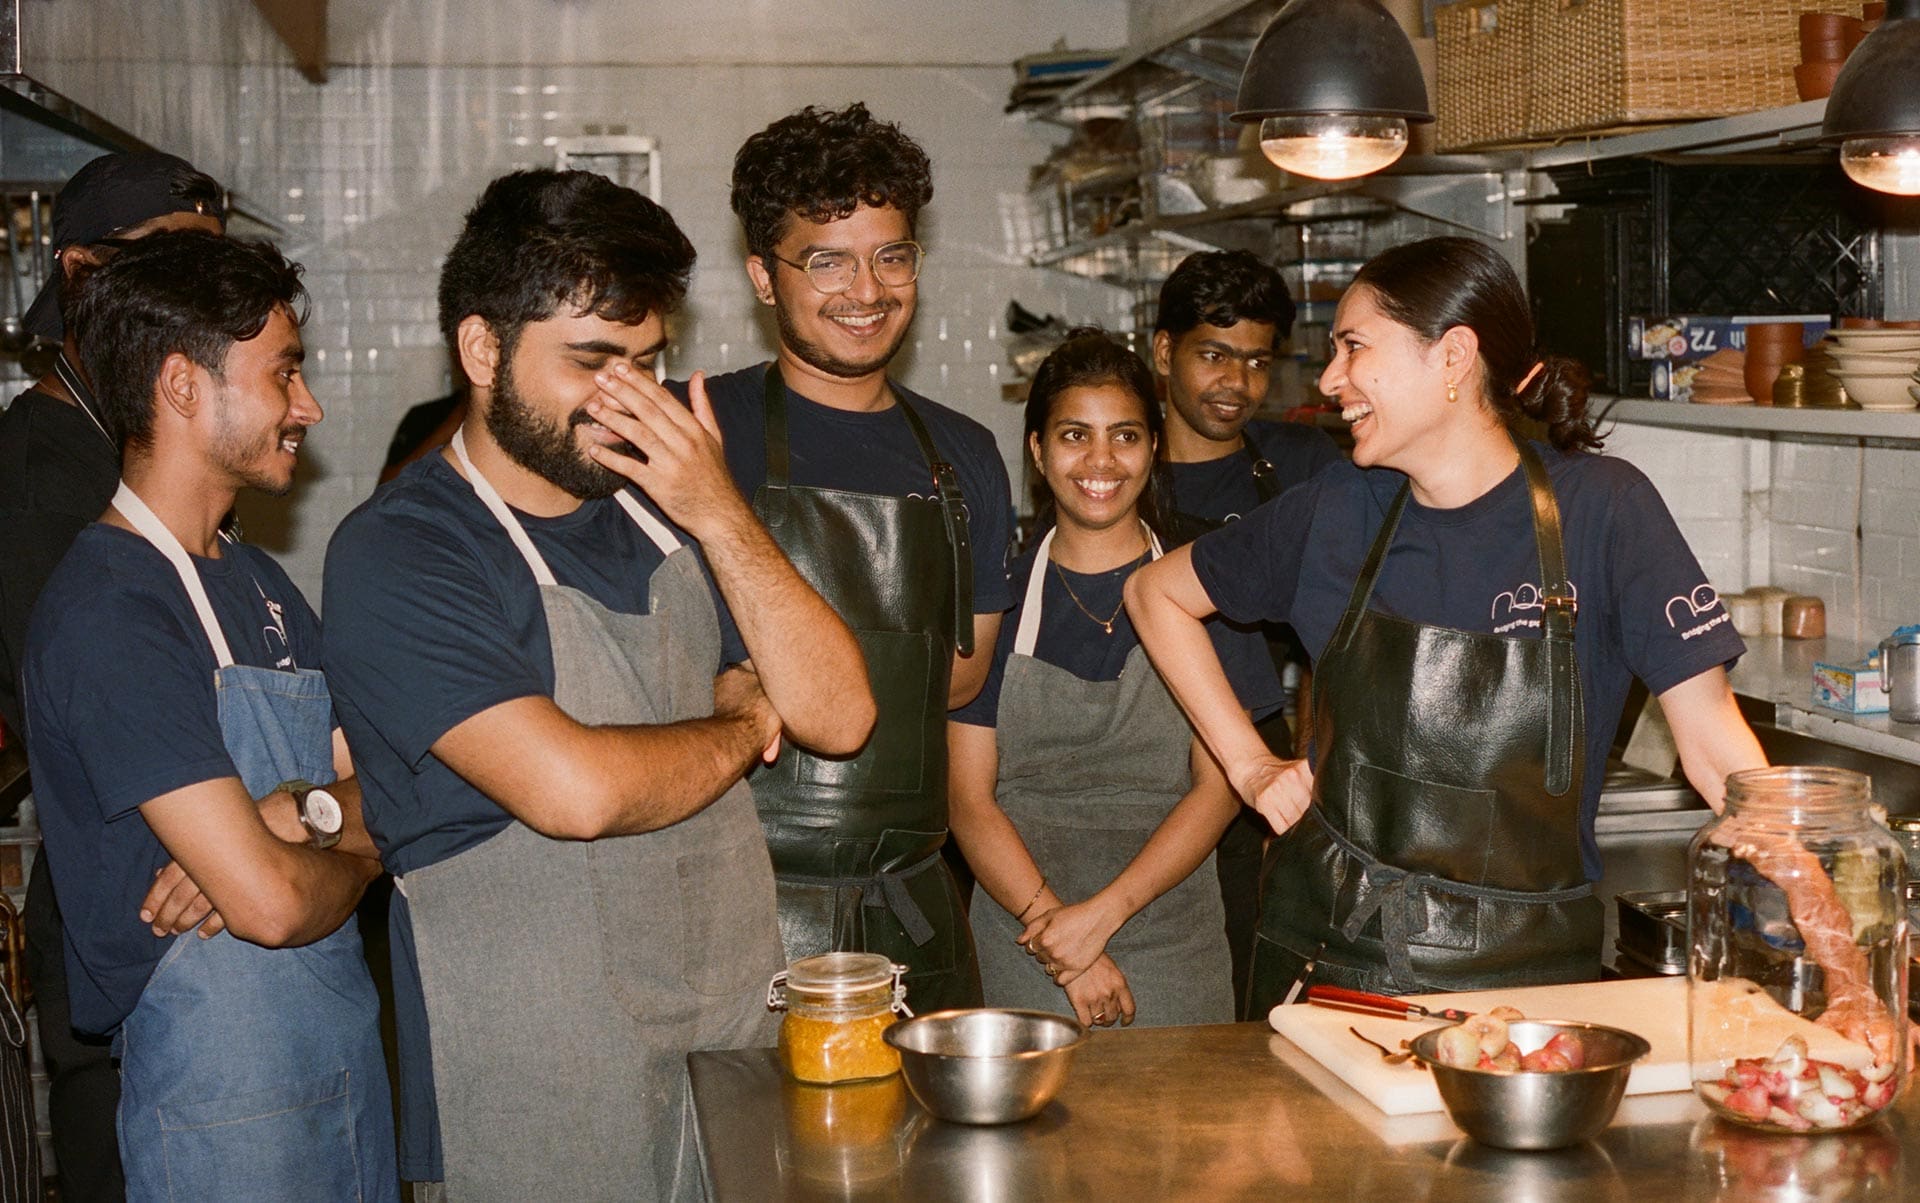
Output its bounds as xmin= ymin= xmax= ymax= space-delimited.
xmin=1157 ymin=439 xmax=1280 ymax=549
xmin=1160 ymin=440 xmax=1288 ymax=1019
xmin=1248 ymin=441 xmax=1602 ymax=1012
xmin=749 ymin=366 xmax=983 ymax=1013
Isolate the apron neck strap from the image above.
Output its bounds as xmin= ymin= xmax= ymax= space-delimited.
xmin=1327 ymin=438 xmax=1575 ymax=656
xmin=1516 ymin=440 xmax=1576 ymax=642
xmin=451 ymin=428 xmax=683 ymax=589
xmin=111 ymin=481 xmax=236 ymax=668
xmin=1013 ymin=522 xmax=1160 ymax=656
xmin=54 ymin=353 xmax=115 ymax=448
xmin=451 ymin=427 xmax=558 ymax=587
xmin=761 ymin=363 xmax=976 ymax=656
xmin=1242 ymin=438 xmax=1281 ymax=504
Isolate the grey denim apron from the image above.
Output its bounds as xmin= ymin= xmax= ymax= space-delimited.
xmin=109 ymin=483 xmax=397 ymax=1203
xmin=398 ymin=432 xmax=783 ymax=1202
xmin=972 ymin=526 xmax=1233 ymax=1026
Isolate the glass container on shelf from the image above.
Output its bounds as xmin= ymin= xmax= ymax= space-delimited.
xmin=769 ymin=952 xmax=913 ymax=1085
xmin=1688 ymin=767 xmax=1908 ymax=1134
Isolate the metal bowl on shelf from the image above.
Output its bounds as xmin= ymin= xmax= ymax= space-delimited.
xmin=1409 ymin=1020 xmax=1651 ymax=1151
xmin=882 ymin=1008 xmax=1086 ymax=1125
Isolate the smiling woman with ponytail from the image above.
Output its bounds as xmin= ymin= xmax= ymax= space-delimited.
xmin=1124 ymin=237 xmax=1767 ymax=1012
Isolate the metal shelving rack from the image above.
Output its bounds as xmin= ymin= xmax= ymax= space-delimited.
xmin=1598 ymin=396 xmax=1920 ymax=442
xmin=1016 ymin=0 xmax=1848 ymax=288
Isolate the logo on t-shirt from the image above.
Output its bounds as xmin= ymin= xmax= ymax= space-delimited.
xmin=1490 ymin=580 xmax=1581 ymax=634
xmin=1665 ymin=584 xmax=1729 ymax=641
xmin=254 ymin=578 xmax=296 ymax=670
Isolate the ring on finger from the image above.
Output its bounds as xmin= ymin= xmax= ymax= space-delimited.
xmin=1044 ymin=964 xmax=1057 ymax=977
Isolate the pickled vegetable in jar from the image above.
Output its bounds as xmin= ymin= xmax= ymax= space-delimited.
xmin=768 ymin=952 xmax=911 ymax=1085
xmin=1688 ymin=767 xmax=1908 ymax=1134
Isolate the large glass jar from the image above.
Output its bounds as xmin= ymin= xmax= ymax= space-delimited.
xmin=1688 ymin=767 xmax=1908 ymax=1133
xmin=768 ymin=952 xmax=911 ymax=1085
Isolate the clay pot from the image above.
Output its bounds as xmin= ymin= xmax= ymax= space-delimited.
xmin=1839 ymin=316 xmax=1884 ymax=329
xmin=1801 ymin=36 xmax=1850 ymax=61
xmin=1796 ymin=60 xmax=1845 ymax=100
xmin=1744 ymin=322 xmax=1806 ymax=403
xmin=1864 ymin=2 xmax=1886 ymax=20
xmin=1802 ymin=11 xmax=1860 ymax=41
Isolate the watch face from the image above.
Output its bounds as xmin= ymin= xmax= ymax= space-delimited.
xmin=306 ymin=789 xmax=344 ymax=834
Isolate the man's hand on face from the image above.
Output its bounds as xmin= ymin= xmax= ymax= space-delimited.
xmin=583 ymin=367 xmax=752 ymax=542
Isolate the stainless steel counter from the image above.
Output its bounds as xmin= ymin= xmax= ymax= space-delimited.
xmin=689 ymin=1022 xmax=1915 ymax=1200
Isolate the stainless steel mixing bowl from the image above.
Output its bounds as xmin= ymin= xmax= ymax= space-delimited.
xmin=882 ymin=1009 xmax=1086 ymax=1125
xmin=1408 ymin=1019 xmax=1651 ymax=1150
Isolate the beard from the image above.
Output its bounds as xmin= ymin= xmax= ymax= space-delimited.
xmin=210 ymin=387 xmax=300 ymax=497
xmin=484 ymin=358 xmax=629 ymax=500
xmin=776 ymin=298 xmax=911 ymax=380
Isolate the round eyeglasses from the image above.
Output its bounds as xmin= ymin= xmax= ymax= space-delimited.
xmin=769 ymin=240 xmax=924 ymax=295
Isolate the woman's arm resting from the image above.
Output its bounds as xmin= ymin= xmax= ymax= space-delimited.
xmin=1125 ymin=549 xmax=1314 ymax=832
xmin=1659 ymin=666 xmax=1767 ymax=813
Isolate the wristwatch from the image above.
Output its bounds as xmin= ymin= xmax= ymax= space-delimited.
xmin=280 ymin=779 xmax=343 ymax=850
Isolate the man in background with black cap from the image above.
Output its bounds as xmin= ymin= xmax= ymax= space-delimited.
xmin=0 ymin=149 xmax=223 ymax=1202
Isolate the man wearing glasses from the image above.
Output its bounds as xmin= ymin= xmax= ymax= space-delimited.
xmin=682 ymin=103 xmax=1015 ymax=1012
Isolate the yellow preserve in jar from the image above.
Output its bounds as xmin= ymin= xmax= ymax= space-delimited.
xmin=769 ymin=953 xmax=910 ymax=1085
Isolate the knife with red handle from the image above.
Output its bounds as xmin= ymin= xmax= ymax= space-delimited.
xmin=1305 ymin=984 xmax=1473 ymax=1023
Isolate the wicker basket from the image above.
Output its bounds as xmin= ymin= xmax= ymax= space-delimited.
xmin=1527 ymin=0 xmax=1860 ymax=139
xmin=1434 ymin=1 xmax=1533 ymax=151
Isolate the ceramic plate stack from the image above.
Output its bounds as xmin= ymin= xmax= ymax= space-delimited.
xmin=1824 ymin=328 xmax=1920 ymax=410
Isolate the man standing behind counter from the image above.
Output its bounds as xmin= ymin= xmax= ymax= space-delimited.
xmin=684 ymin=103 xmax=1016 ymax=1012
xmin=22 ymin=231 xmax=396 ymax=1201
xmin=1150 ymin=250 xmax=1341 ymax=1017
xmin=322 ymin=170 xmax=872 ymax=1202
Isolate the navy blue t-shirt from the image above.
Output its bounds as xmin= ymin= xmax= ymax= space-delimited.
xmin=953 ymin=537 xmax=1285 ymax=727
xmin=678 ymin=363 xmax=1015 ymax=618
xmin=321 ymin=451 xmax=746 ymax=1181
xmin=1189 ymin=442 xmax=1745 ymax=880
xmin=22 ymin=525 xmax=323 ymax=1035
xmin=322 ymin=453 xmax=747 ymax=877
xmin=1161 ymin=418 xmax=1342 ymax=528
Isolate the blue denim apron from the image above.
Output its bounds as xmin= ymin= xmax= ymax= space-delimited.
xmin=109 ymin=483 xmax=398 ymax=1203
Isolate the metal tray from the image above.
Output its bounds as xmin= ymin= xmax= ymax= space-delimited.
xmin=1615 ymin=889 xmax=1688 ymax=976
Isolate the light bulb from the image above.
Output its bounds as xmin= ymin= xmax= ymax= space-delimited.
xmin=1840 ymin=136 xmax=1920 ymax=196
xmin=1258 ymin=115 xmax=1408 ymax=181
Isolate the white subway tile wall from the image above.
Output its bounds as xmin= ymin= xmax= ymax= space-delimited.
xmin=24 ymin=0 xmax=1133 ymax=600
xmin=17 ymin=0 xmax=1920 ymax=641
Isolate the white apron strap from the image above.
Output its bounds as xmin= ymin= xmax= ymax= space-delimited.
xmin=111 ymin=482 xmax=235 ymax=668
xmin=451 ymin=426 xmax=684 ymax=580
xmin=450 ymin=427 xmax=558 ymax=587
xmin=1012 ymin=521 xmax=1162 ymax=657
xmin=611 ymin=491 xmax=682 ymax=557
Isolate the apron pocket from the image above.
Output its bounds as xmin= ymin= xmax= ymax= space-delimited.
xmin=1347 ymin=762 xmax=1497 ymax=882
xmin=796 ymin=629 xmax=934 ymax=795
xmin=158 ymin=1069 xmax=360 ymax=1203
xmin=678 ymin=835 xmax=772 ymax=997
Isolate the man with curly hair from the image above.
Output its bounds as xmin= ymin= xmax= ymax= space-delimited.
xmin=680 ymin=103 xmax=1016 ymax=1012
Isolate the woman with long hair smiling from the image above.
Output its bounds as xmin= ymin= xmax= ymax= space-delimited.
xmin=948 ymin=329 xmax=1278 ymax=1027
xmin=1125 ymin=238 xmax=1766 ymax=1014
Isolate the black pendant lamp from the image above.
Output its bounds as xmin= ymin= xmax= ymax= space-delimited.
xmin=1823 ymin=0 xmax=1920 ymax=195
xmin=1231 ymin=0 xmax=1434 ymax=181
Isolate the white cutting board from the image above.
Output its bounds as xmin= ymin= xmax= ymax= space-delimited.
xmin=1267 ymin=976 xmax=1692 ymax=1116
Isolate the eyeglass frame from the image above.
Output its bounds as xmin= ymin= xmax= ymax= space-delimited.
xmin=765 ymin=239 xmax=926 ymax=295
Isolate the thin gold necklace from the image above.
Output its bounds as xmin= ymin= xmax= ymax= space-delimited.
xmin=1052 ymin=544 xmax=1148 ymax=635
